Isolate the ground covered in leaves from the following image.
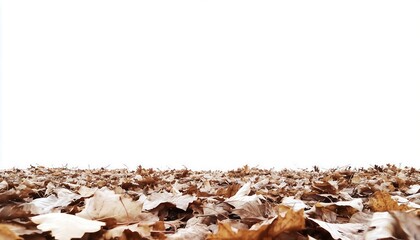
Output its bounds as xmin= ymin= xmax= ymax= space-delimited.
xmin=0 ymin=164 xmax=419 ymax=240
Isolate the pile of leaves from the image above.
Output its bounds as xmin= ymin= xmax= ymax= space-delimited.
xmin=0 ymin=164 xmax=419 ymax=240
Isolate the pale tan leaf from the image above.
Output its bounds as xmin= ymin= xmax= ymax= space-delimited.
xmin=143 ymin=192 xmax=196 ymax=211
xmin=281 ymin=197 xmax=309 ymax=211
xmin=225 ymin=182 xmax=264 ymax=208
xmin=24 ymin=188 xmax=80 ymax=214
xmin=390 ymin=211 xmax=420 ymax=239
xmin=167 ymin=223 xmax=209 ymax=240
xmin=309 ymin=218 xmax=366 ymax=240
xmin=31 ymin=213 xmax=105 ymax=240
xmin=103 ymin=223 xmax=151 ymax=239
xmin=364 ymin=212 xmax=401 ymax=240
xmin=76 ymin=187 xmax=142 ymax=223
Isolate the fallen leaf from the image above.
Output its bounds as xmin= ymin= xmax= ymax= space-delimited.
xmin=281 ymin=197 xmax=309 ymax=211
xmin=25 ymin=188 xmax=81 ymax=214
xmin=0 ymin=204 xmax=31 ymax=220
xmin=308 ymin=218 xmax=366 ymax=240
xmin=232 ymin=200 xmax=268 ymax=225
xmin=406 ymin=184 xmax=420 ymax=194
xmin=31 ymin=213 xmax=105 ymax=240
xmin=143 ymin=192 xmax=197 ymax=211
xmin=364 ymin=212 xmax=406 ymax=240
xmin=266 ymin=207 xmax=305 ymax=236
xmin=225 ymin=182 xmax=264 ymax=209
xmin=167 ymin=219 xmax=209 ymax=240
xmin=0 ymin=224 xmax=22 ymax=240
xmin=103 ymin=223 xmax=151 ymax=239
xmin=76 ymin=187 xmax=143 ymax=223
xmin=368 ymin=191 xmax=410 ymax=212
xmin=390 ymin=211 xmax=420 ymax=239
xmin=0 ymin=223 xmax=41 ymax=237
xmin=208 ymin=207 xmax=305 ymax=239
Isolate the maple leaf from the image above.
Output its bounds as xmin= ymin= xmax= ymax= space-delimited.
xmin=281 ymin=197 xmax=309 ymax=211
xmin=368 ymin=191 xmax=410 ymax=212
xmin=207 ymin=221 xmax=258 ymax=240
xmin=364 ymin=212 xmax=402 ymax=239
xmin=308 ymin=218 xmax=366 ymax=240
xmin=0 ymin=224 xmax=22 ymax=240
xmin=312 ymin=180 xmax=338 ymax=194
xmin=103 ymin=223 xmax=151 ymax=239
xmin=225 ymin=182 xmax=264 ymax=209
xmin=232 ymin=201 xmax=269 ymax=225
xmin=0 ymin=204 xmax=31 ymax=220
xmin=265 ymin=207 xmax=305 ymax=236
xmin=76 ymin=187 xmax=143 ymax=223
xmin=0 ymin=223 xmax=41 ymax=237
xmin=406 ymin=184 xmax=420 ymax=195
xmin=142 ymin=192 xmax=197 ymax=211
xmin=167 ymin=219 xmax=209 ymax=240
xmin=390 ymin=211 xmax=420 ymax=239
xmin=1 ymin=164 xmax=419 ymax=239
xmin=31 ymin=213 xmax=105 ymax=240
xmin=24 ymin=188 xmax=81 ymax=214
xmin=208 ymin=206 xmax=305 ymax=239
xmin=308 ymin=198 xmax=364 ymax=221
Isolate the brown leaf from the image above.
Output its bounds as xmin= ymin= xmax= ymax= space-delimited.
xmin=216 ymin=183 xmax=241 ymax=198
xmin=103 ymin=223 xmax=151 ymax=239
xmin=76 ymin=187 xmax=143 ymax=223
xmin=312 ymin=181 xmax=338 ymax=194
xmin=308 ymin=218 xmax=366 ymax=240
xmin=364 ymin=212 xmax=407 ymax=240
xmin=368 ymin=191 xmax=410 ymax=212
xmin=390 ymin=211 xmax=420 ymax=239
xmin=208 ymin=207 xmax=305 ymax=239
xmin=0 ymin=204 xmax=32 ymax=220
xmin=0 ymin=189 xmax=19 ymax=204
xmin=232 ymin=201 xmax=268 ymax=225
xmin=207 ymin=221 xmax=257 ymax=240
xmin=0 ymin=224 xmax=23 ymax=240
xmin=150 ymin=221 xmax=166 ymax=240
xmin=167 ymin=219 xmax=209 ymax=240
xmin=142 ymin=192 xmax=197 ymax=211
xmin=31 ymin=213 xmax=105 ymax=240
xmin=267 ymin=207 xmax=305 ymax=235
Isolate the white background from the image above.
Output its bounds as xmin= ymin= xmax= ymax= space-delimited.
xmin=1 ymin=1 xmax=419 ymax=170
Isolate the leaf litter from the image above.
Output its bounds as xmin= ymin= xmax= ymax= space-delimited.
xmin=0 ymin=164 xmax=419 ymax=239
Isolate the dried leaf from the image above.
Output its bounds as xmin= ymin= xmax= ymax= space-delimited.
xmin=390 ymin=211 xmax=420 ymax=239
xmin=0 ymin=224 xmax=23 ymax=240
xmin=103 ymin=223 xmax=151 ymax=239
xmin=25 ymin=188 xmax=81 ymax=214
xmin=0 ymin=204 xmax=31 ymax=220
xmin=232 ymin=200 xmax=268 ymax=225
xmin=266 ymin=207 xmax=305 ymax=235
xmin=364 ymin=212 xmax=405 ymax=240
xmin=208 ymin=207 xmax=305 ymax=239
xmin=31 ymin=213 xmax=105 ymax=240
xmin=76 ymin=187 xmax=143 ymax=223
xmin=225 ymin=182 xmax=264 ymax=209
xmin=167 ymin=223 xmax=209 ymax=240
xmin=281 ymin=197 xmax=309 ymax=211
xmin=309 ymin=218 xmax=366 ymax=240
xmin=369 ymin=191 xmax=409 ymax=212
xmin=143 ymin=192 xmax=196 ymax=211
xmin=0 ymin=164 xmax=418 ymax=239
